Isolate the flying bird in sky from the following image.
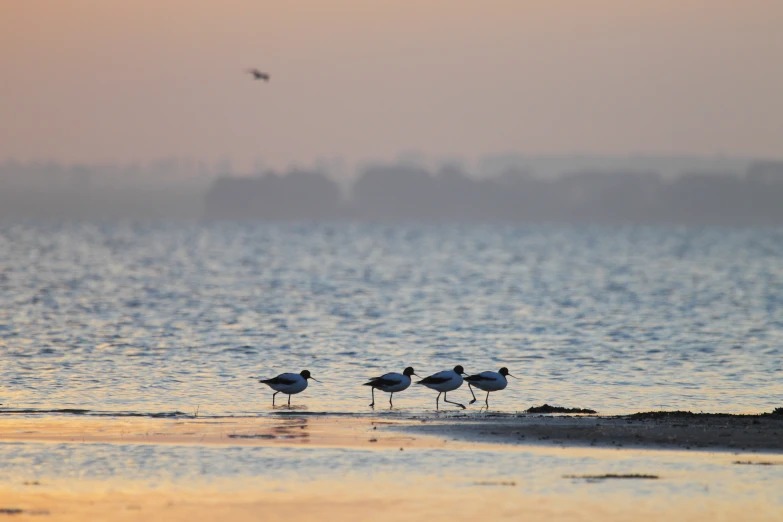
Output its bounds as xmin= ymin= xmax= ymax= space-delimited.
xmin=246 ymin=68 xmax=270 ymax=81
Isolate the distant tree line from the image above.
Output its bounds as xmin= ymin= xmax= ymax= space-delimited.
xmin=204 ymin=161 xmax=783 ymax=225
xmin=0 ymin=160 xmax=211 ymax=220
xmin=2 ymin=158 xmax=781 ymax=224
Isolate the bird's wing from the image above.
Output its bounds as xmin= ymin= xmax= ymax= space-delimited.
xmin=260 ymin=374 xmax=298 ymax=386
xmin=364 ymin=373 xmax=402 ymax=387
xmin=416 ymin=373 xmax=452 ymax=385
xmin=465 ymin=372 xmax=499 ymax=383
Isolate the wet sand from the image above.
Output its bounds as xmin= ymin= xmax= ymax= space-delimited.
xmin=2 ymin=410 xmax=781 ymax=452
xmin=1 ymin=412 xmax=782 ymax=521
xmin=397 ymin=411 xmax=783 ymax=452
xmin=0 ymin=414 xmax=483 ymax=452
xmin=3 ymin=484 xmax=782 ymax=522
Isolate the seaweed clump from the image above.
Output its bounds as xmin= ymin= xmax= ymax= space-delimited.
xmin=627 ymin=411 xmax=701 ymax=420
xmin=629 ymin=409 xmax=783 ymax=420
xmin=526 ymin=404 xmax=597 ymax=414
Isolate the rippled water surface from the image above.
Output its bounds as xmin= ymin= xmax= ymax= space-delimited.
xmin=1 ymin=222 xmax=782 ymax=414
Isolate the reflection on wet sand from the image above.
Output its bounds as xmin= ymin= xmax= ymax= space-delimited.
xmin=0 ymin=415 xmax=452 ymax=450
xmin=226 ymin=418 xmax=310 ymax=442
xmin=0 ymin=414 xmax=782 ymax=521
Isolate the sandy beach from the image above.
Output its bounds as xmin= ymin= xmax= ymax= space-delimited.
xmin=1 ymin=411 xmax=782 ymax=521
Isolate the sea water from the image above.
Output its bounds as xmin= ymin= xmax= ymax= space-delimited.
xmin=1 ymin=222 xmax=781 ymax=415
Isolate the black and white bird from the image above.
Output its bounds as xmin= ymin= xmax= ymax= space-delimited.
xmin=258 ymin=370 xmax=320 ymax=407
xmin=246 ymin=68 xmax=270 ymax=81
xmin=415 ymin=365 xmax=468 ymax=410
xmin=464 ymin=367 xmax=515 ymax=409
xmin=363 ymin=366 xmax=419 ymax=408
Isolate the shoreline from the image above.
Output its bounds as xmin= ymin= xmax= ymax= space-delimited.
xmin=0 ymin=409 xmax=781 ymax=453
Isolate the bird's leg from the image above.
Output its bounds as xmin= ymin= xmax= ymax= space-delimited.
xmin=272 ymin=391 xmax=279 ymax=407
xmin=370 ymin=387 xmax=375 ymax=408
xmin=389 ymin=392 xmax=394 ymax=409
xmin=287 ymin=394 xmax=291 ymax=407
xmin=436 ymin=392 xmax=441 ymax=411
xmin=443 ymin=392 xmax=466 ymax=410
xmin=468 ymin=384 xmax=477 ymax=404
xmin=485 ymin=391 xmax=490 ymax=409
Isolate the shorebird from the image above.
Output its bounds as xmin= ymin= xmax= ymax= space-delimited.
xmin=363 ymin=366 xmax=419 ymax=408
xmin=246 ymin=68 xmax=270 ymax=81
xmin=258 ymin=370 xmax=320 ymax=407
xmin=465 ymin=367 xmax=515 ymax=408
xmin=415 ymin=365 xmax=468 ymax=410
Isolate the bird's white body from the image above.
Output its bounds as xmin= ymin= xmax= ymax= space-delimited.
xmin=258 ymin=369 xmax=319 ymax=407
xmin=368 ymin=372 xmax=412 ymax=393
xmin=465 ymin=367 xmax=514 ymax=408
xmin=465 ymin=371 xmax=507 ymax=392
xmin=416 ymin=366 xmax=468 ymax=410
xmin=262 ymin=373 xmax=308 ymax=394
xmin=417 ymin=369 xmax=463 ymax=392
xmin=364 ymin=367 xmax=418 ymax=408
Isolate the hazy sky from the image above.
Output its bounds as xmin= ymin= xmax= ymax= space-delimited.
xmin=2 ymin=0 xmax=782 ymax=171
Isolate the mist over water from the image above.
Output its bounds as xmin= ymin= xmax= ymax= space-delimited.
xmin=1 ymin=222 xmax=781 ymax=415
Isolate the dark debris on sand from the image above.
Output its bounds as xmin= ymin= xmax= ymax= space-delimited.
xmin=526 ymin=404 xmax=597 ymax=414
xmin=628 ymin=409 xmax=783 ymax=420
xmin=226 ymin=434 xmax=276 ymax=439
xmin=564 ymin=474 xmax=659 ymax=480
xmin=0 ymin=508 xmax=49 ymax=516
xmin=0 ymin=408 xmax=187 ymax=418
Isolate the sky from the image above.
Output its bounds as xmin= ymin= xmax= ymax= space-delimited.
xmin=1 ymin=0 xmax=782 ymax=172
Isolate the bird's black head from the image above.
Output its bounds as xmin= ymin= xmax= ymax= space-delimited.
xmin=499 ymin=367 xmax=509 ymax=376
xmin=403 ymin=367 xmax=415 ymax=376
xmin=300 ymin=370 xmax=322 ymax=383
xmin=454 ymin=365 xmax=465 ymax=375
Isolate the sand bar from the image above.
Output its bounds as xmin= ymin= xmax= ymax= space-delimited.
xmin=396 ymin=411 xmax=783 ymax=452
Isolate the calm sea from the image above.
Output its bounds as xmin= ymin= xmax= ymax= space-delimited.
xmin=1 ymin=222 xmax=781 ymax=415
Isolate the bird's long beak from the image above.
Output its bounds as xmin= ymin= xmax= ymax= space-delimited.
xmin=310 ymin=377 xmax=322 ymax=383
xmin=507 ymin=374 xmax=517 ymax=379
xmin=413 ymin=373 xmax=421 ymax=378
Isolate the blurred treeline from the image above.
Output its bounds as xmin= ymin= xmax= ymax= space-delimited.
xmin=205 ymin=162 xmax=783 ymax=225
xmin=2 ymin=159 xmax=783 ymax=225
